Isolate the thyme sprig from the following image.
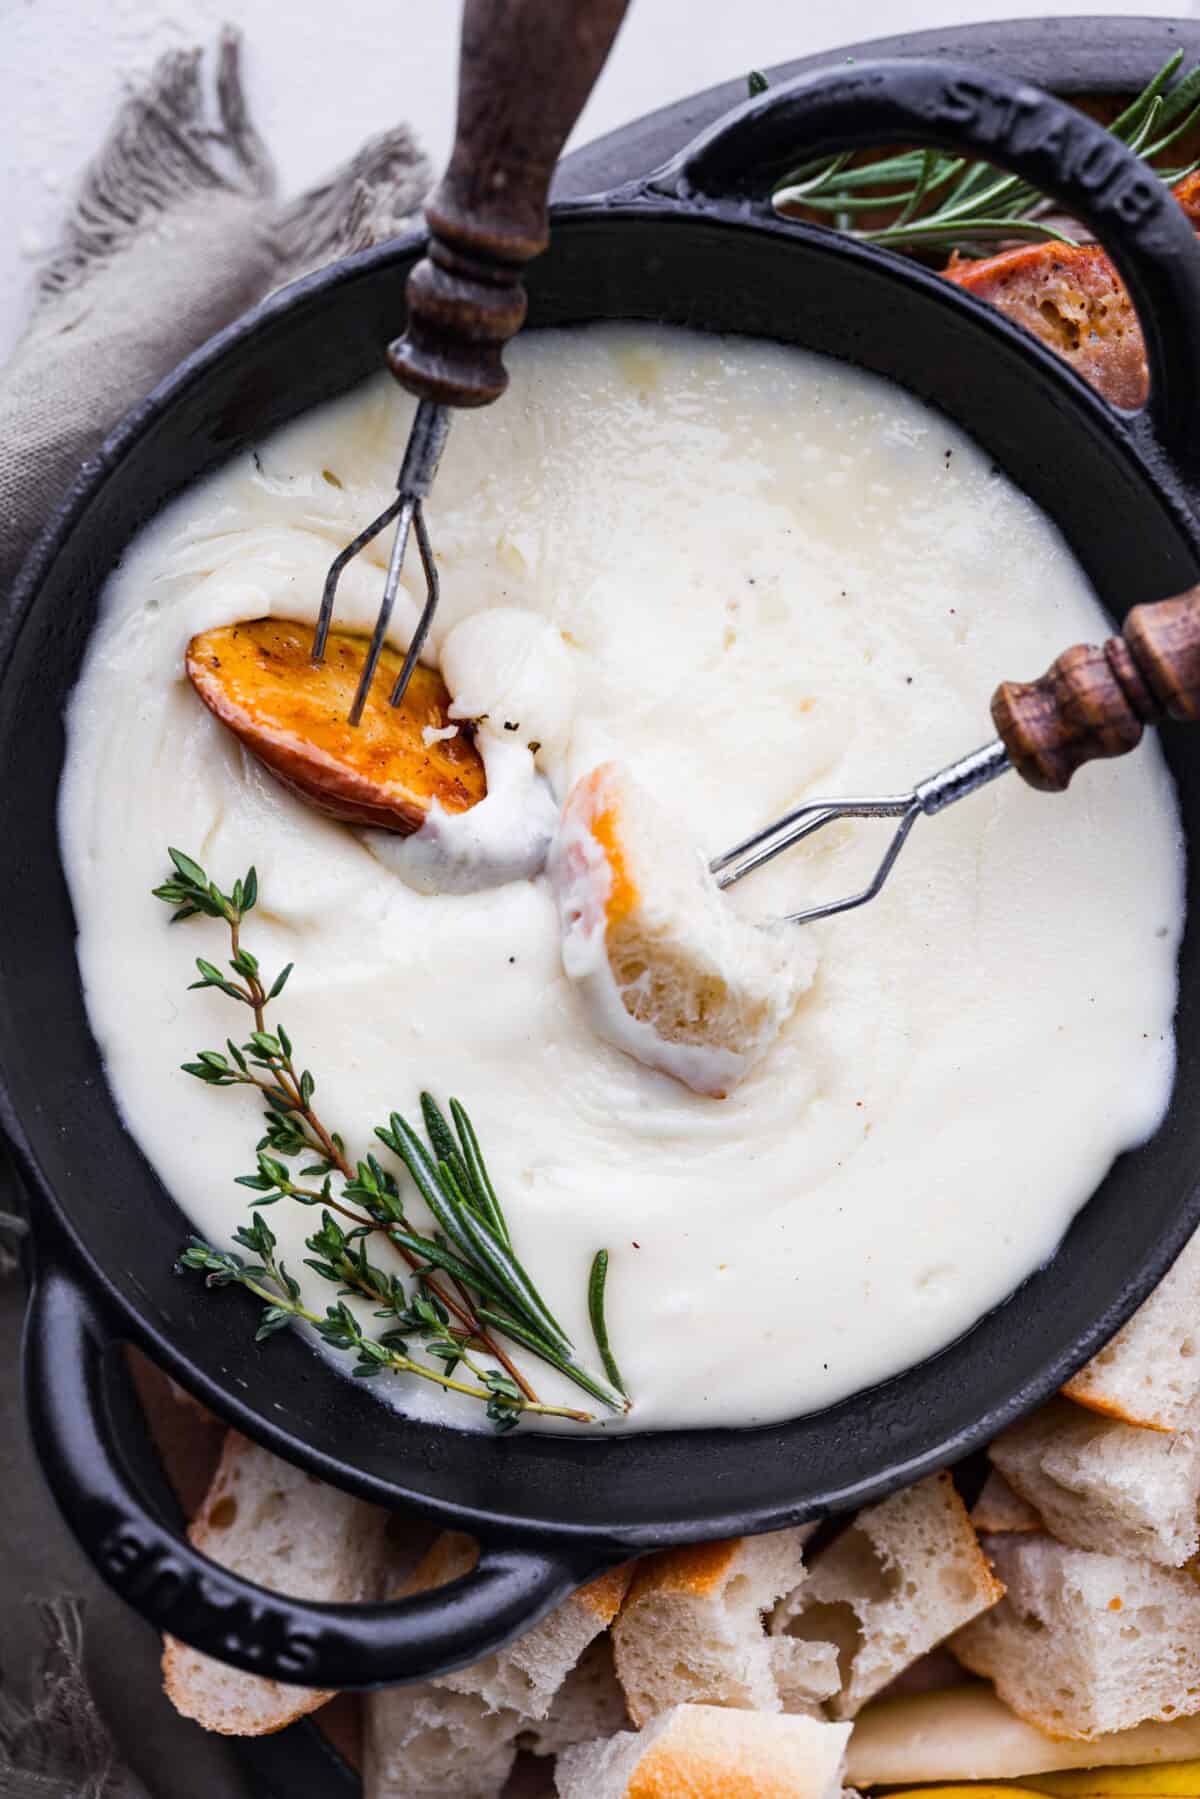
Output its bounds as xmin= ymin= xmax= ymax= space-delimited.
xmin=155 ymin=849 xmax=627 ymax=1431
xmin=179 ymin=1216 xmax=537 ymax=1430
xmin=757 ymin=52 xmax=1200 ymax=256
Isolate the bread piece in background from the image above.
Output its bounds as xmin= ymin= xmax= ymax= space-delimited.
xmin=612 ymin=1527 xmax=817 ymax=1725
xmin=521 ymin=1636 xmax=630 ymax=1757
xmin=952 ymin=1533 xmax=1200 ymax=1740
xmin=161 ymin=1431 xmax=388 ymax=1735
xmin=941 ymin=173 xmax=1200 ymax=411
xmin=366 ymin=1682 xmax=525 ymax=1799
xmin=404 ymin=1532 xmax=631 ymax=1719
xmin=845 ymin=1683 xmax=1200 ymax=1788
xmin=969 ymin=1470 xmax=1042 ymax=1535
xmin=365 ymin=1642 xmax=628 ymax=1799
xmin=1063 ymin=1228 xmax=1200 ymax=1430
xmin=556 ymin=1704 xmax=852 ymax=1799
xmin=365 ymin=1538 xmax=631 ymax=1798
xmin=125 ymin=1349 xmax=227 ymax=1518
xmin=771 ymin=1635 xmax=844 ymax=1716
xmin=772 ymin=1472 xmax=1002 ymax=1719
xmin=989 ymin=1395 xmax=1200 ymax=1568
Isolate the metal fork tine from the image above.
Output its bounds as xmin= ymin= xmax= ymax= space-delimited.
xmin=347 ymin=496 xmax=417 ymax=727
xmin=712 ymin=741 xmax=1011 ymax=922
xmin=313 ymin=493 xmax=407 ymax=663
xmin=316 ymin=400 xmax=452 ymax=725
xmin=786 ymin=804 xmax=921 ymax=925
xmin=387 ymin=503 xmax=440 ymax=711
xmin=711 ymin=791 xmax=913 ymax=889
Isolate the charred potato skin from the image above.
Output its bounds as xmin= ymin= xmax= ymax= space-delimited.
xmin=186 ymin=620 xmax=486 ymax=836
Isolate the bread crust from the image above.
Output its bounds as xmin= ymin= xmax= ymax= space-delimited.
xmin=942 ymin=175 xmax=1200 ymax=410
xmin=557 ymin=1705 xmax=851 ymax=1799
xmin=162 ymin=1431 xmax=386 ymax=1736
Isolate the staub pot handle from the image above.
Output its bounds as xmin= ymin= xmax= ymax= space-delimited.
xmin=992 ymin=586 xmax=1200 ymax=790
xmin=23 ymin=1256 xmax=611 ymax=1690
xmin=388 ymin=0 xmax=629 ymax=408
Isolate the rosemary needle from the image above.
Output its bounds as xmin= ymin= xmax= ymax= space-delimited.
xmin=588 ymin=1249 xmax=628 ymax=1401
xmin=759 ymin=52 xmax=1200 ymax=258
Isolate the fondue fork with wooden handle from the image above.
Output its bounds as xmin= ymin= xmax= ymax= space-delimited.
xmin=713 ymin=584 xmax=1200 ymax=923
xmin=312 ymin=0 xmax=629 ymax=726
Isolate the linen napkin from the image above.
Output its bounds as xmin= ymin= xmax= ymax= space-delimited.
xmin=0 ymin=29 xmax=431 ymax=1796
xmin=0 ymin=26 xmax=431 ymax=599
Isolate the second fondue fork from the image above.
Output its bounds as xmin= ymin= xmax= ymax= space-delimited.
xmin=713 ymin=584 xmax=1200 ymax=923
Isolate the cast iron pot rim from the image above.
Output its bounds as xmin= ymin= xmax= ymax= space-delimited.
xmin=4 ymin=193 xmax=1200 ymax=1542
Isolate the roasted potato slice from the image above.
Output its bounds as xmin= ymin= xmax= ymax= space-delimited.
xmin=187 ymin=619 xmax=486 ymax=834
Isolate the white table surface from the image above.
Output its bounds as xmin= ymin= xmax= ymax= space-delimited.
xmin=3 ymin=0 xmax=1197 ymax=358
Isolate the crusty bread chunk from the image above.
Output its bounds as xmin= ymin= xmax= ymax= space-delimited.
xmin=989 ymin=1395 xmax=1200 ymax=1568
xmin=612 ymin=1528 xmax=816 ymax=1725
xmin=398 ymin=1531 xmax=631 ymax=1720
xmin=365 ymin=1546 xmax=632 ymax=1797
xmin=944 ymin=241 xmax=1149 ymax=406
xmin=969 ymin=1470 xmax=1042 ymax=1535
xmin=549 ymin=762 xmax=815 ymax=1097
xmin=943 ymin=174 xmax=1200 ymax=410
xmin=555 ymin=1704 xmax=851 ymax=1799
xmin=845 ymin=1682 xmax=1200 ymax=1788
xmin=365 ymin=1644 xmax=629 ymax=1799
xmin=161 ymin=1432 xmax=387 ymax=1735
xmin=365 ymin=1681 xmax=524 ymax=1799
xmin=521 ymin=1635 xmax=631 ymax=1757
xmin=1062 ymin=1227 xmax=1200 ymax=1431
xmin=952 ymin=1533 xmax=1200 ymax=1739
xmin=772 ymin=1473 xmax=1002 ymax=1719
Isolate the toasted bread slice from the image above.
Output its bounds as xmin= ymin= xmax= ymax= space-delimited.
xmin=187 ymin=618 xmax=486 ymax=833
xmin=989 ymin=1396 xmax=1200 ymax=1568
xmin=555 ymin=1704 xmax=851 ymax=1799
xmin=161 ymin=1431 xmax=387 ymax=1735
xmin=773 ymin=1472 xmax=1003 ymax=1719
xmin=612 ymin=1529 xmax=816 ymax=1725
xmin=945 ymin=241 xmax=1148 ymax=406
xmin=942 ymin=175 xmax=1200 ymax=409
xmin=952 ymin=1534 xmax=1200 ymax=1740
xmin=845 ymin=1684 xmax=1200 ymax=1788
xmin=1062 ymin=1228 xmax=1200 ymax=1432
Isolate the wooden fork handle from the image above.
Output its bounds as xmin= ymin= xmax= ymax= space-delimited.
xmin=992 ymin=584 xmax=1200 ymax=790
xmin=387 ymin=0 xmax=629 ymax=410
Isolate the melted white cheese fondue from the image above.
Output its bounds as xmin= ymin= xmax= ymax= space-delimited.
xmin=59 ymin=324 xmax=1184 ymax=1432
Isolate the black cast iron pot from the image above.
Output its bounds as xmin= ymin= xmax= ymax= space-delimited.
xmin=5 ymin=56 xmax=1200 ymax=1690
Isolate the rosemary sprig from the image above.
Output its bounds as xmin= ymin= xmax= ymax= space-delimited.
xmin=588 ymin=1249 xmax=627 ymax=1400
xmin=155 ymin=849 xmax=628 ymax=1430
xmin=756 ymin=52 xmax=1200 ymax=256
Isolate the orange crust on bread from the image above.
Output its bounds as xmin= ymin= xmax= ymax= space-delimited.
xmin=942 ymin=175 xmax=1200 ymax=411
xmin=1059 ymin=1382 xmax=1175 ymax=1433
xmin=621 ymin=1538 xmax=744 ymax=1605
